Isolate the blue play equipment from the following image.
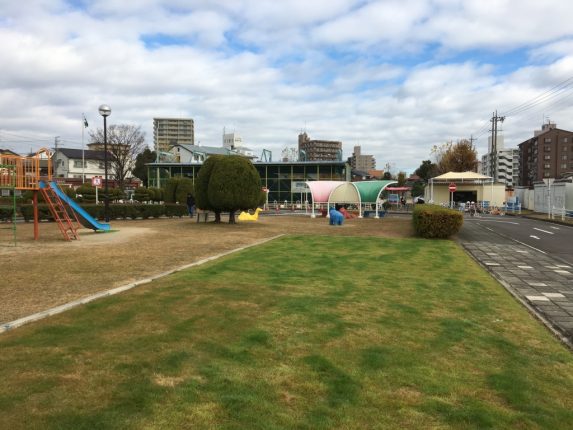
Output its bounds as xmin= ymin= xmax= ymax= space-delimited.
xmin=39 ymin=180 xmax=111 ymax=231
xmin=329 ymin=207 xmax=344 ymax=225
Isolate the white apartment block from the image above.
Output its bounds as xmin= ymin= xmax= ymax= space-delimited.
xmin=481 ymin=135 xmax=519 ymax=187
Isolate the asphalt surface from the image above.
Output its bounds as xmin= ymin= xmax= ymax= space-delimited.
xmin=458 ymin=214 xmax=573 ymax=349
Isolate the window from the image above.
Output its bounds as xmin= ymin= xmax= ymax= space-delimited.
xmin=545 ymin=145 xmax=551 ymax=151
xmin=544 ymin=171 xmax=551 ymax=177
xmin=561 ymin=163 xmax=567 ymax=169
xmin=73 ymin=160 xmax=86 ymax=168
xmin=544 ymin=155 xmax=551 ymax=160
xmin=98 ymin=161 xmax=105 ymax=169
xmin=564 ymin=146 xmax=568 ymax=151
xmin=564 ymin=137 xmax=569 ymax=143
xmin=563 ymin=155 xmax=568 ymax=160
xmin=545 ymin=138 xmax=552 ymax=143
xmin=544 ymin=163 xmax=550 ymax=168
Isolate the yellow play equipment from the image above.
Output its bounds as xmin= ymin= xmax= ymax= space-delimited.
xmin=238 ymin=207 xmax=262 ymax=221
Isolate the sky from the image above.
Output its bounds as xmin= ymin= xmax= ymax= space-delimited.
xmin=1 ymin=0 xmax=573 ymax=174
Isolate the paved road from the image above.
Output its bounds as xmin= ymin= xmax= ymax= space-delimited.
xmin=463 ymin=215 xmax=573 ymax=265
xmin=458 ymin=216 xmax=573 ymax=348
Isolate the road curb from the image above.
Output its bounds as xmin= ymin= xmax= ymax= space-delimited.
xmin=1 ymin=234 xmax=285 ymax=335
xmin=459 ymin=242 xmax=573 ymax=351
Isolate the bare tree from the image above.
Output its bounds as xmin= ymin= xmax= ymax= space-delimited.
xmin=89 ymin=124 xmax=146 ymax=189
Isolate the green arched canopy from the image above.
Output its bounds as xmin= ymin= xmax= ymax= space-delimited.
xmin=354 ymin=180 xmax=397 ymax=203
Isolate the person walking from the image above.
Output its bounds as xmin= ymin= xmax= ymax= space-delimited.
xmin=186 ymin=193 xmax=196 ymax=218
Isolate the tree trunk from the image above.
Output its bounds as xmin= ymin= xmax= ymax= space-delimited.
xmin=214 ymin=211 xmax=221 ymax=223
xmin=228 ymin=211 xmax=236 ymax=224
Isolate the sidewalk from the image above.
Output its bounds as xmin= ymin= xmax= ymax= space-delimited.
xmin=458 ymin=220 xmax=573 ymax=349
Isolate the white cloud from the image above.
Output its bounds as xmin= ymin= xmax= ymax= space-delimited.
xmin=1 ymin=0 xmax=573 ymax=172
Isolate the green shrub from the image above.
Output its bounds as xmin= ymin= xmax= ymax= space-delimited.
xmin=76 ymin=184 xmax=96 ymax=202
xmin=164 ymin=203 xmax=188 ymax=218
xmin=134 ymin=187 xmax=150 ymax=202
xmin=20 ymin=204 xmax=54 ymax=222
xmin=18 ymin=202 xmax=187 ymax=222
xmin=0 ymin=205 xmax=17 ymax=221
xmin=148 ymin=187 xmax=163 ymax=202
xmin=412 ymin=204 xmax=463 ymax=239
xmin=163 ymin=177 xmax=193 ymax=204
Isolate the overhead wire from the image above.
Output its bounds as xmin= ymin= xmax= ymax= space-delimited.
xmin=471 ymin=75 xmax=573 ymax=141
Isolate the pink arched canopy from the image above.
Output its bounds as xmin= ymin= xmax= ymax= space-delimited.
xmin=305 ymin=181 xmax=345 ymax=218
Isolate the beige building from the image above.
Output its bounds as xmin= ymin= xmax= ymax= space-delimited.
xmin=153 ymin=118 xmax=194 ymax=153
xmin=298 ymin=132 xmax=342 ymax=161
xmin=350 ymin=145 xmax=376 ymax=171
xmin=426 ymin=171 xmax=506 ymax=207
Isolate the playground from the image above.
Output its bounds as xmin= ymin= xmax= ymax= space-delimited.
xmin=0 ymin=215 xmax=414 ymax=325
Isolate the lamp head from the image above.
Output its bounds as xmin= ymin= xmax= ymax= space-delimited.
xmin=98 ymin=104 xmax=112 ymax=117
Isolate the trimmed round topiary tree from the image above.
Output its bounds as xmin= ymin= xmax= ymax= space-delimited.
xmin=195 ymin=155 xmax=262 ymax=223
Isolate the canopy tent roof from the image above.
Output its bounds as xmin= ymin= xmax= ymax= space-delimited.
xmin=329 ymin=183 xmax=360 ymax=204
xmin=432 ymin=171 xmax=492 ymax=181
xmin=305 ymin=181 xmax=345 ymax=203
xmin=386 ymin=186 xmax=411 ymax=192
xmin=354 ymin=180 xmax=397 ymax=202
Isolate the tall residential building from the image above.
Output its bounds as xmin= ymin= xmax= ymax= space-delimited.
xmin=481 ymin=135 xmax=520 ymax=187
xmin=518 ymin=122 xmax=573 ymax=186
xmin=350 ymin=145 xmax=376 ymax=171
xmin=298 ymin=132 xmax=342 ymax=161
xmin=153 ymin=118 xmax=194 ymax=153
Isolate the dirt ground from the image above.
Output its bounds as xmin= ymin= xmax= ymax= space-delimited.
xmin=0 ymin=214 xmax=414 ymax=324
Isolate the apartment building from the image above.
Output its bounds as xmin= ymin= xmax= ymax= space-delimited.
xmin=298 ymin=132 xmax=342 ymax=161
xmin=350 ymin=145 xmax=376 ymax=171
xmin=481 ymin=134 xmax=519 ymax=187
xmin=153 ymin=118 xmax=194 ymax=153
xmin=518 ymin=122 xmax=573 ymax=186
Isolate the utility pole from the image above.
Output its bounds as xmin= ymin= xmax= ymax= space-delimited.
xmin=490 ymin=111 xmax=505 ymax=181
xmin=54 ymin=136 xmax=60 ymax=177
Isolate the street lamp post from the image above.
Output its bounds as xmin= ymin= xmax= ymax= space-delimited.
xmin=98 ymin=104 xmax=112 ymax=222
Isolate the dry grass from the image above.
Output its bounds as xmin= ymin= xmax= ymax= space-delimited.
xmin=0 ymin=214 xmax=414 ymax=324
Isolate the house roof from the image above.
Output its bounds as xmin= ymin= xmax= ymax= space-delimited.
xmin=0 ymin=149 xmax=20 ymax=157
xmin=351 ymin=169 xmax=371 ymax=177
xmin=58 ymin=148 xmax=111 ymax=161
xmin=176 ymin=144 xmax=233 ymax=156
xmin=432 ymin=171 xmax=492 ymax=181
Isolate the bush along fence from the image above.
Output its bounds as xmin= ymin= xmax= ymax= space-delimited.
xmin=412 ymin=204 xmax=463 ymax=239
xmin=18 ymin=203 xmax=188 ymax=222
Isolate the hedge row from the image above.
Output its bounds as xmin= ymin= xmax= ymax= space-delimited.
xmin=0 ymin=205 xmax=17 ymax=222
xmin=18 ymin=203 xmax=188 ymax=222
xmin=412 ymin=204 xmax=463 ymax=239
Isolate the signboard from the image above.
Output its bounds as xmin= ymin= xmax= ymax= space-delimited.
xmin=92 ymin=176 xmax=102 ymax=187
xmin=388 ymin=194 xmax=400 ymax=203
xmin=291 ymin=181 xmax=310 ymax=193
xmin=448 ymin=183 xmax=457 ymax=192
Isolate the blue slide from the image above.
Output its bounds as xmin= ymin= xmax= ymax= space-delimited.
xmin=39 ymin=180 xmax=111 ymax=231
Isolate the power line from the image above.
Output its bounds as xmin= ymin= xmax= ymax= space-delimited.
xmin=502 ymin=76 xmax=573 ymax=117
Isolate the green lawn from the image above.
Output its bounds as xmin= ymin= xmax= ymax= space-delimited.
xmin=2 ymin=235 xmax=573 ymax=429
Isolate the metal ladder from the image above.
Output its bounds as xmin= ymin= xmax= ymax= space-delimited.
xmin=40 ymin=186 xmax=80 ymax=241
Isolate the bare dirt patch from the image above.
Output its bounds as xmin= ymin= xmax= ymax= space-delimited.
xmin=0 ymin=214 xmax=414 ymax=324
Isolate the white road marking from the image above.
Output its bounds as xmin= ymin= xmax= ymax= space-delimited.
xmin=550 ymin=226 xmax=560 ymax=230
xmin=513 ymin=238 xmax=546 ymax=254
xmin=530 ymin=235 xmax=540 ymax=240
xmin=473 ymin=220 xmax=519 ymax=224
xmin=533 ymin=227 xmax=554 ymax=235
